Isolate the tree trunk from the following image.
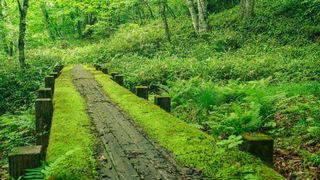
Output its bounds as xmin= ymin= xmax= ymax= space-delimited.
xmin=17 ymin=0 xmax=28 ymax=68
xmin=197 ymin=0 xmax=208 ymax=33
xmin=144 ymin=0 xmax=155 ymax=19
xmin=0 ymin=0 xmax=9 ymax=55
xmin=241 ymin=0 xmax=255 ymax=19
xmin=159 ymin=0 xmax=171 ymax=42
xmin=186 ymin=0 xmax=199 ymax=33
xmin=4 ymin=0 xmax=15 ymax=56
xmin=41 ymin=3 xmax=55 ymax=40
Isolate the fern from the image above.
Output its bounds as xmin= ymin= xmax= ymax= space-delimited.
xmin=24 ymin=163 xmax=46 ymax=180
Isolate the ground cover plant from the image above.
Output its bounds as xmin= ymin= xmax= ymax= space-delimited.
xmin=0 ymin=0 xmax=319 ymax=179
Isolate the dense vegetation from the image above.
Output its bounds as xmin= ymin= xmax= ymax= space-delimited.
xmin=0 ymin=0 xmax=319 ymax=179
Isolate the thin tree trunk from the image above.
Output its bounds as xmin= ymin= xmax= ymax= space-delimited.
xmin=0 ymin=0 xmax=9 ymax=54
xmin=41 ymin=3 xmax=55 ymax=40
xmin=17 ymin=0 xmax=28 ymax=68
xmin=241 ymin=0 xmax=255 ymax=19
xmin=197 ymin=0 xmax=208 ymax=33
xmin=186 ymin=0 xmax=199 ymax=34
xmin=144 ymin=0 xmax=155 ymax=19
xmin=159 ymin=0 xmax=171 ymax=42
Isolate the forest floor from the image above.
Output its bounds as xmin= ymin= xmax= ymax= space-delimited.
xmin=71 ymin=65 xmax=203 ymax=180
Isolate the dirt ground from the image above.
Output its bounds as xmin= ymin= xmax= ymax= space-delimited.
xmin=72 ymin=65 xmax=204 ymax=180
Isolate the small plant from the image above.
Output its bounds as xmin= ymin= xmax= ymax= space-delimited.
xmin=217 ymin=135 xmax=243 ymax=149
xmin=24 ymin=163 xmax=47 ymax=180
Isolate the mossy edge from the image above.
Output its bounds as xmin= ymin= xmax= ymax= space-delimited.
xmin=45 ymin=65 xmax=96 ymax=179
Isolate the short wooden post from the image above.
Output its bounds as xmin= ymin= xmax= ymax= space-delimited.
xmin=135 ymin=86 xmax=149 ymax=100
xmin=110 ymin=72 xmax=119 ymax=80
xmin=154 ymin=96 xmax=171 ymax=112
xmin=35 ymin=98 xmax=53 ymax=149
xmin=50 ymin=72 xmax=59 ymax=79
xmin=54 ymin=65 xmax=64 ymax=73
xmin=96 ymin=65 xmax=102 ymax=71
xmin=38 ymin=88 xmax=52 ymax=99
xmin=240 ymin=133 xmax=274 ymax=167
xmin=45 ymin=76 xmax=55 ymax=94
xmin=102 ymin=68 xmax=109 ymax=74
xmin=114 ymin=75 xmax=124 ymax=86
xmin=9 ymin=146 xmax=42 ymax=180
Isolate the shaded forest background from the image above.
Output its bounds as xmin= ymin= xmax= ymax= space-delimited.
xmin=0 ymin=0 xmax=319 ymax=179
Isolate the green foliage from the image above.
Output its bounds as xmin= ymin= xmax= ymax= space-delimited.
xmin=0 ymin=53 xmax=60 ymax=113
xmin=24 ymin=163 xmax=46 ymax=180
xmin=217 ymin=135 xmax=243 ymax=149
xmin=0 ymin=110 xmax=35 ymax=171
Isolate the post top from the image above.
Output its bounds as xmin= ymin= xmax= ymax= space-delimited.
xmin=242 ymin=133 xmax=273 ymax=141
xmin=39 ymin=88 xmax=52 ymax=91
xmin=136 ymin=86 xmax=148 ymax=89
xmin=9 ymin=146 xmax=42 ymax=156
xmin=36 ymin=98 xmax=52 ymax=102
xmin=155 ymin=95 xmax=171 ymax=99
xmin=45 ymin=75 xmax=55 ymax=78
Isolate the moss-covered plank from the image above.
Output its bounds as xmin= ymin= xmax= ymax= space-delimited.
xmin=46 ymin=65 xmax=96 ymax=179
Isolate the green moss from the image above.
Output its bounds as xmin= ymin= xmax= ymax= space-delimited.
xmin=242 ymin=133 xmax=273 ymax=141
xmin=87 ymin=66 xmax=283 ymax=179
xmin=46 ymin=65 xmax=96 ymax=179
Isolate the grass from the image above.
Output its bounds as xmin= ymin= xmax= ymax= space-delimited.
xmin=45 ymin=65 xmax=96 ymax=179
xmin=87 ymin=65 xmax=283 ymax=179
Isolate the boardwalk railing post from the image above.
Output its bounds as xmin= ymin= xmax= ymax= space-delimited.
xmin=96 ymin=65 xmax=102 ymax=71
xmin=50 ymin=72 xmax=59 ymax=79
xmin=9 ymin=146 xmax=42 ymax=180
xmin=114 ymin=75 xmax=124 ymax=86
xmin=240 ymin=133 xmax=274 ymax=167
xmin=35 ymin=98 xmax=53 ymax=150
xmin=154 ymin=96 xmax=171 ymax=112
xmin=45 ymin=76 xmax=55 ymax=94
xmin=54 ymin=65 xmax=64 ymax=76
xmin=38 ymin=88 xmax=53 ymax=99
xmin=135 ymin=86 xmax=149 ymax=100
xmin=102 ymin=68 xmax=109 ymax=74
xmin=110 ymin=72 xmax=119 ymax=80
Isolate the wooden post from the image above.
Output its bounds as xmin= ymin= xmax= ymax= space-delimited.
xmin=154 ymin=96 xmax=171 ymax=112
xmin=135 ymin=86 xmax=149 ymax=100
xmin=110 ymin=72 xmax=119 ymax=80
xmin=96 ymin=65 xmax=102 ymax=71
xmin=102 ymin=68 xmax=109 ymax=74
xmin=240 ymin=133 xmax=274 ymax=167
xmin=50 ymin=72 xmax=59 ymax=79
xmin=54 ymin=65 xmax=63 ymax=73
xmin=45 ymin=76 xmax=55 ymax=94
xmin=9 ymin=146 xmax=42 ymax=180
xmin=38 ymin=88 xmax=52 ymax=99
xmin=114 ymin=75 xmax=124 ymax=86
xmin=35 ymin=98 xmax=53 ymax=149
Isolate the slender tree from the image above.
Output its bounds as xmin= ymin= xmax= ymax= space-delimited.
xmin=17 ymin=0 xmax=29 ymax=68
xmin=186 ymin=0 xmax=209 ymax=35
xmin=241 ymin=0 xmax=255 ymax=19
xmin=0 ymin=0 xmax=9 ymax=55
xmin=186 ymin=0 xmax=198 ymax=33
xmin=159 ymin=0 xmax=171 ymax=42
xmin=198 ymin=0 xmax=208 ymax=33
xmin=41 ymin=2 xmax=55 ymax=40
